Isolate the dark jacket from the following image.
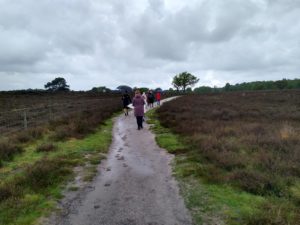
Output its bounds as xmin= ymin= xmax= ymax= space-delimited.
xmin=132 ymin=94 xmax=145 ymax=116
xmin=147 ymin=92 xmax=155 ymax=103
xmin=122 ymin=93 xmax=131 ymax=107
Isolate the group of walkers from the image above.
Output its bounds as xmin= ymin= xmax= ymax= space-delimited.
xmin=121 ymin=89 xmax=162 ymax=130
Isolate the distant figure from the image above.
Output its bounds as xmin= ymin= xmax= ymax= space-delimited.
xmin=132 ymin=90 xmax=145 ymax=130
xmin=142 ymin=92 xmax=148 ymax=109
xmin=156 ymin=91 xmax=161 ymax=106
xmin=147 ymin=90 xmax=155 ymax=108
xmin=122 ymin=91 xmax=131 ymax=116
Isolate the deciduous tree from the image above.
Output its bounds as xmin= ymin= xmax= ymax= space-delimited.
xmin=44 ymin=77 xmax=70 ymax=91
xmin=172 ymin=72 xmax=199 ymax=92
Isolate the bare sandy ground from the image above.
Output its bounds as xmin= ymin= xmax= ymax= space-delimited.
xmin=43 ymin=98 xmax=192 ymax=225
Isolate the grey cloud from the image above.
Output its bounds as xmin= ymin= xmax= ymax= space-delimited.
xmin=127 ymin=0 xmax=261 ymax=61
xmin=0 ymin=0 xmax=299 ymax=91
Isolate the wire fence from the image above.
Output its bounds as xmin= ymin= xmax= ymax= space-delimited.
xmin=0 ymin=98 xmax=119 ymax=135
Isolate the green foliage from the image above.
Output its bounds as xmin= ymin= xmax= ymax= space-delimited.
xmin=223 ymin=78 xmax=300 ymax=92
xmin=172 ymin=72 xmax=199 ymax=92
xmin=194 ymin=86 xmax=214 ymax=93
xmin=194 ymin=79 xmax=300 ymax=94
xmin=90 ymin=86 xmax=111 ymax=93
xmin=139 ymin=87 xmax=149 ymax=93
xmin=290 ymin=181 xmax=300 ymax=204
xmin=147 ymin=110 xmax=186 ymax=153
xmin=44 ymin=77 xmax=70 ymax=92
xmin=0 ymin=193 xmax=51 ymax=225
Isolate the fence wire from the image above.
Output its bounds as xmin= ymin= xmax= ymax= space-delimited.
xmin=0 ymin=98 xmax=118 ymax=135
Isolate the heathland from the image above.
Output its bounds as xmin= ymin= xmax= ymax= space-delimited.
xmin=1 ymin=90 xmax=300 ymax=225
xmin=0 ymin=92 xmax=120 ymax=134
xmin=151 ymin=90 xmax=300 ymax=224
xmin=0 ymin=92 xmax=121 ymax=225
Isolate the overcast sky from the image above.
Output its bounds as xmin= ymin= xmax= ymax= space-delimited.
xmin=0 ymin=0 xmax=299 ymax=91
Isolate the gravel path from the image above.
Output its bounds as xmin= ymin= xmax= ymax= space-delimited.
xmin=44 ymin=98 xmax=192 ymax=225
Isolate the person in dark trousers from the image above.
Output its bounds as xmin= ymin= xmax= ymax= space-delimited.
xmin=132 ymin=90 xmax=145 ymax=130
xmin=122 ymin=90 xmax=131 ymax=116
xmin=147 ymin=90 xmax=155 ymax=108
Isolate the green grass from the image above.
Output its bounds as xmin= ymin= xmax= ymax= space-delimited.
xmin=0 ymin=194 xmax=56 ymax=225
xmin=0 ymin=118 xmax=114 ymax=225
xmin=147 ymin=109 xmax=186 ymax=153
xmin=146 ymin=110 xmax=271 ymax=225
xmin=290 ymin=181 xmax=300 ymax=204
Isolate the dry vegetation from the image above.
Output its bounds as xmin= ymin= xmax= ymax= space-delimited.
xmin=0 ymin=92 xmax=118 ymax=111
xmin=0 ymin=92 xmax=121 ymax=166
xmin=157 ymin=90 xmax=300 ymax=224
xmin=0 ymin=92 xmax=121 ymax=135
xmin=0 ymin=92 xmax=122 ymax=224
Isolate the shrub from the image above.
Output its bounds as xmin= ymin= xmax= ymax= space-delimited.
xmin=244 ymin=201 xmax=300 ymax=225
xmin=36 ymin=143 xmax=57 ymax=152
xmin=23 ymin=157 xmax=73 ymax=191
xmin=28 ymin=127 xmax=44 ymax=139
xmin=0 ymin=140 xmax=23 ymax=162
xmin=228 ymin=170 xmax=287 ymax=196
xmin=12 ymin=127 xmax=45 ymax=144
xmin=0 ymin=177 xmax=24 ymax=202
xmin=50 ymin=125 xmax=70 ymax=141
xmin=69 ymin=119 xmax=93 ymax=135
xmin=13 ymin=131 xmax=32 ymax=143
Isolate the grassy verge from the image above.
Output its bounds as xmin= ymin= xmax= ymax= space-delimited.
xmin=0 ymin=118 xmax=114 ymax=225
xmin=147 ymin=109 xmax=298 ymax=225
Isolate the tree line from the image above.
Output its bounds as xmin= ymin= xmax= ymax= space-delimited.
xmin=194 ymin=78 xmax=300 ymax=93
xmin=2 ymin=74 xmax=299 ymax=94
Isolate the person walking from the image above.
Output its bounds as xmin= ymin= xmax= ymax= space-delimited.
xmin=142 ymin=92 xmax=148 ymax=109
xmin=132 ymin=90 xmax=145 ymax=130
xmin=147 ymin=90 xmax=155 ymax=108
xmin=155 ymin=91 xmax=161 ymax=106
xmin=122 ymin=90 xmax=131 ymax=116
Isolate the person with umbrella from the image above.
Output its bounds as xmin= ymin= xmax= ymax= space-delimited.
xmin=122 ymin=90 xmax=132 ymax=116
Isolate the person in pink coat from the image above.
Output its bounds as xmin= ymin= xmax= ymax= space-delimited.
xmin=132 ymin=90 xmax=145 ymax=130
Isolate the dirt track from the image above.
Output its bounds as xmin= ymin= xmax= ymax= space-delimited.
xmin=44 ymin=98 xmax=192 ymax=225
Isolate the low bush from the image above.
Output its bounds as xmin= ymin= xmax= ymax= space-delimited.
xmin=23 ymin=157 xmax=73 ymax=191
xmin=0 ymin=177 xmax=24 ymax=202
xmin=69 ymin=118 xmax=93 ymax=136
xmin=13 ymin=131 xmax=32 ymax=143
xmin=0 ymin=140 xmax=23 ymax=162
xmin=50 ymin=125 xmax=70 ymax=141
xmin=28 ymin=127 xmax=44 ymax=139
xmin=244 ymin=201 xmax=300 ymax=225
xmin=12 ymin=127 xmax=45 ymax=144
xmin=36 ymin=143 xmax=57 ymax=152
